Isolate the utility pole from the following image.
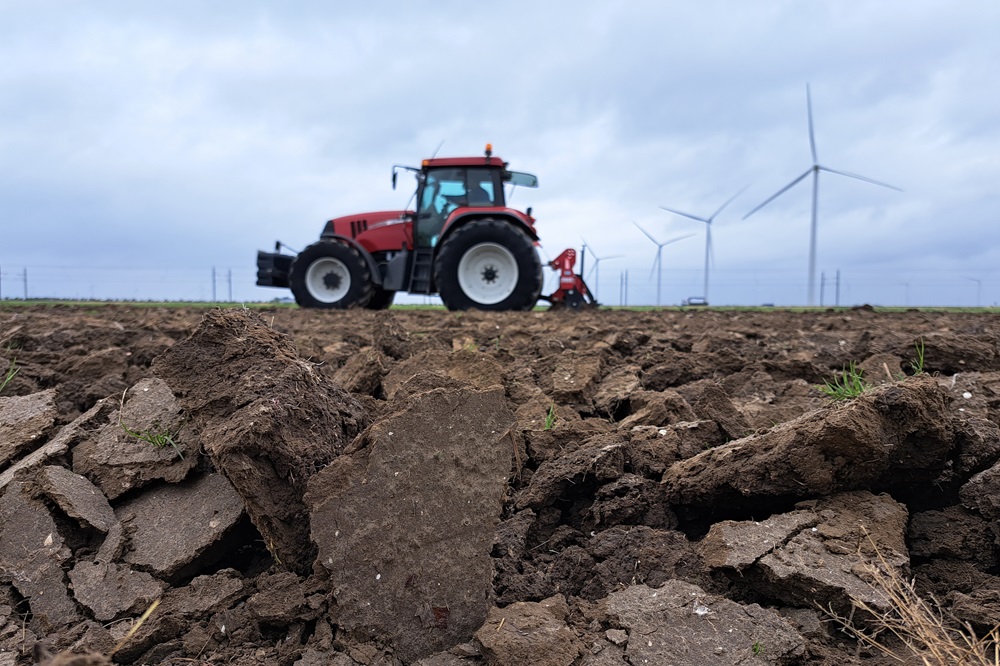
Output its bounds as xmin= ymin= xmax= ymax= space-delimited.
xmin=23 ymin=268 xmax=28 ymax=300
xmin=835 ymin=269 xmax=841 ymax=307
xmin=819 ymin=271 xmax=825 ymax=306
xmin=227 ymin=269 xmax=233 ymax=302
xmin=211 ymin=267 xmax=217 ymax=302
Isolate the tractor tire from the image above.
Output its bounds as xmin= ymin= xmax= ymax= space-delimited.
xmin=289 ymin=241 xmax=373 ymax=309
xmin=364 ymin=286 xmax=396 ymax=310
xmin=435 ymin=218 xmax=542 ymax=311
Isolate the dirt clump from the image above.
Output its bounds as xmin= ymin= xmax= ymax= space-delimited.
xmin=71 ymin=378 xmax=196 ymax=500
xmin=662 ymin=375 xmax=959 ymax=514
xmin=0 ymin=389 xmax=56 ymax=468
xmin=601 ymin=580 xmax=806 ymax=665
xmin=307 ymin=380 xmax=516 ymax=662
xmin=152 ymin=309 xmax=370 ymax=573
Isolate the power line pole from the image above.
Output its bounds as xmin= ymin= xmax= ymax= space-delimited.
xmin=211 ymin=267 xmax=217 ymax=302
xmin=619 ymin=270 xmax=630 ymax=306
xmin=23 ymin=268 xmax=28 ymax=300
xmin=227 ymin=269 xmax=233 ymax=302
xmin=835 ymin=269 xmax=841 ymax=307
xmin=820 ymin=271 xmax=825 ymax=306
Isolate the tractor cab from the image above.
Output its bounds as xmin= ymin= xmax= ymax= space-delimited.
xmin=414 ymin=166 xmax=503 ymax=247
xmin=394 ymin=145 xmax=539 ymax=248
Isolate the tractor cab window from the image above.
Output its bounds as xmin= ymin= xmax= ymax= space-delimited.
xmin=417 ymin=168 xmax=465 ymax=247
xmin=420 ymin=168 xmax=467 ymax=215
xmin=415 ymin=167 xmax=504 ymax=247
xmin=467 ymin=168 xmax=500 ymax=207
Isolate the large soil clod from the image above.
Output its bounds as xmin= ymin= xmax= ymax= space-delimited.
xmin=153 ymin=309 xmax=370 ymax=573
xmin=602 ymin=580 xmax=806 ymax=665
xmin=0 ymin=388 xmax=56 ymax=468
xmin=307 ymin=381 xmax=516 ymax=662
xmin=0 ymin=482 xmax=80 ymax=633
xmin=662 ymin=375 xmax=958 ymax=512
xmin=71 ymin=378 xmax=197 ymax=500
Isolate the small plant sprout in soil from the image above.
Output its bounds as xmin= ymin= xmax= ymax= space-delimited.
xmin=0 ymin=357 xmax=16 ymax=394
xmin=819 ymin=361 xmax=869 ymax=400
xmin=909 ymin=338 xmax=927 ymax=375
xmin=117 ymin=389 xmax=184 ymax=460
xmin=544 ymin=403 xmax=557 ymax=430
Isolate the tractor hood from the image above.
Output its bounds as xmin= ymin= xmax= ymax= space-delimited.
xmin=321 ymin=209 xmax=411 ymax=239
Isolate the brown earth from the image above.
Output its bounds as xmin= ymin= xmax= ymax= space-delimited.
xmin=1 ymin=304 xmax=999 ymax=665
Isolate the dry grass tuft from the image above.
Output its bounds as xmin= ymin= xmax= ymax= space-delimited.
xmin=831 ymin=533 xmax=999 ymax=665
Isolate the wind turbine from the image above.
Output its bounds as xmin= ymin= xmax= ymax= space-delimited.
xmin=633 ymin=223 xmax=694 ymax=306
xmin=581 ymin=241 xmax=621 ymax=303
xmin=659 ymin=187 xmax=746 ymax=304
xmin=743 ymin=84 xmax=901 ymax=306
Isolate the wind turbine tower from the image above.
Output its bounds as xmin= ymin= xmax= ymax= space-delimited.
xmin=582 ymin=241 xmax=621 ymax=303
xmin=659 ymin=187 xmax=745 ymax=304
xmin=633 ymin=223 xmax=693 ymax=306
xmin=743 ymin=84 xmax=901 ymax=305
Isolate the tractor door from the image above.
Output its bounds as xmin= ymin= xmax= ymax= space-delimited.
xmin=414 ymin=167 xmax=503 ymax=247
xmin=415 ymin=168 xmax=465 ymax=248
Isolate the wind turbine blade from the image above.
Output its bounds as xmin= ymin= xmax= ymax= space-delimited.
xmin=633 ymin=222 xmax=661 ymax=244
xmin=742 ymin=169 xmax=812 ymax=219
xmin=659 ymin=205 xmax=708 ymax=224
xmin=807 ymin=84 xmax=817 ymax=164
xmin=583 ymin=240 xmax=603 ymax=261
xmin=709 ymin=185 xmax=750 ymax=220
xmin=818 ymin=166 xmax=903 ymax=192
xmin=663 ymin=232 xmax=696 ymax=246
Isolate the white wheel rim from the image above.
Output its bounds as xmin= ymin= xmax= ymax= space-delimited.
xmin=305 ymin=257 xmax=350 ymax=303
xmin=457 ymin=242 xmax=519 ymax=305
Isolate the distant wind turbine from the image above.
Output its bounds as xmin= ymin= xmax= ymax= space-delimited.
xmin=659 ymin=187 xmax=746 ymax=304
xmin=582 ymin=241 xmax=621 ymax=303
xmin=633 ymin=223 xmax=694 ymax=306
xmin=743 ymin=84 xmax=901 ymax=306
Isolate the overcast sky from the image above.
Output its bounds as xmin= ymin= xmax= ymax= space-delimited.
xmin=2 ymin=2 xmax=998 ymax=306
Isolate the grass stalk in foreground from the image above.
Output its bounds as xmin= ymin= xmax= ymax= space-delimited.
xmin=832 ymin=536 xmax=1000 ymax=665
xmin=117 ymin=390 xmax=184 ymax=460
xmin=819 ymin=361 xmax=869 ymax=400
xmin=0 ymin=358 xmax=17 ymax=394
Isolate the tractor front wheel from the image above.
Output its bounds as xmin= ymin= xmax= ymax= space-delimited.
xmin=289 ymin=241 xmax=373 ymax=308
xmin=435 ymin=219 xmax=542 ymax=311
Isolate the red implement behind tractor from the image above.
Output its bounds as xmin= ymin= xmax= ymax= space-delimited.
xmin=256 ymin=146 xmax=596 ymax=311
xmin=543 ymin=249 xmax=597 ymax=310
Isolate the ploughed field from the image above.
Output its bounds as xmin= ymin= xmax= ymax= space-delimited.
xmin=2 ymin=304 xmax=1000 ymax=665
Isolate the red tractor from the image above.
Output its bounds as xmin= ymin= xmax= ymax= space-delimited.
xmin=256 ymin=146 xmax=596 ymax=311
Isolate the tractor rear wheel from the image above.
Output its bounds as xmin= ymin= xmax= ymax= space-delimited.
xmin=434 ymin=218 xmax=542 ymax=311
xmin=289 ymin=241 xmax=373 ymax=309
